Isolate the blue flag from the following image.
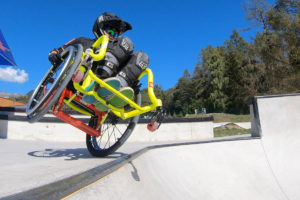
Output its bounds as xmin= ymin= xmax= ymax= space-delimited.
xmin=0 ymin=29 xmax=17 ymax=66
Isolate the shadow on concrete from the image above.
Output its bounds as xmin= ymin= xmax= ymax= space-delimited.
xmin=27 ymin=148 xmax=127 ymax=160
xmin=129 ymin=161 xmax=140 ymax=182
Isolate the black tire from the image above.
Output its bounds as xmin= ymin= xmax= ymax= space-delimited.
xmin=26 ymin=45 xmax=83 ymax=123
xmin=86 ymin=93 xmax=141 ymax=157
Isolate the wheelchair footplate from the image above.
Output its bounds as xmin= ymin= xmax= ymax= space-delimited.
xmin=147 ymin=108 xmax=165 ymax=132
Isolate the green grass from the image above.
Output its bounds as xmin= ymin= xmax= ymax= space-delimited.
xmin=214 ymin=128 xmax=251 ymax=137
xmin=186 ymin=113 xmax=251 ymax=137
xmin=214 ymin=123 xmax=251 ymax=137
xmin=187 ymin=113 xmax=250 ymax=123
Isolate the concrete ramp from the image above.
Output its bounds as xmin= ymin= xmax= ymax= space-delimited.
xmin=69 ymin=139 xmax=285 ymax=200
xmin=67 ymin=94 xmax=300 ymax=200
xmin=3 ymin=94 xmax=299 ymax=200
xmin=256 ymin=94 xmax=300 ymax=200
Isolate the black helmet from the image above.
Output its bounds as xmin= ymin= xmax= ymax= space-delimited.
xmin=93 ymin=12 xmax=132 ymax=38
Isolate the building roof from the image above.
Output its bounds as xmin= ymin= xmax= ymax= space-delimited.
xmin=0 ymin=97 xmax=25 ymax=107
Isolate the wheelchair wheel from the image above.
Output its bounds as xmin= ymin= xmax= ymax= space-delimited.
xmin=26 ymin=45 xmax=83 ymax=123
xmin=86 ymin=93 xmax=141 ymax=157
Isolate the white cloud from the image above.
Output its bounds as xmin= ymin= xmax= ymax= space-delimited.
xmin=0 ymin=66 xmax=29 ymax=83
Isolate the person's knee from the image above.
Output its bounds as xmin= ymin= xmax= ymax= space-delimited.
xmin=117 ymin=51 xmax=149 ymax=86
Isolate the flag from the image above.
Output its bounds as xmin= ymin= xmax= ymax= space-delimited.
xmin=0 ymin=29 xmax=17 ymax=66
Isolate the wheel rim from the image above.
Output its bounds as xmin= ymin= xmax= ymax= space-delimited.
xmin=26 ymin=46 xmax=75 ymax=116
xmin=91 ymin=114 xmax=134 ymax=151
xmin=89 ymin=93 xmax=141 ymax=153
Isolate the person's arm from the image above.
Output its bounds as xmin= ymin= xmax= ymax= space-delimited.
xmin=48 ymin=38 xmax=77 ymax=66
xmin=48 ymin=37 xmax=95 ymax=66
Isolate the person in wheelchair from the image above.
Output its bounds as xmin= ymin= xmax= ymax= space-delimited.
xmin=48 ymin=12 xmax=149 ymax=110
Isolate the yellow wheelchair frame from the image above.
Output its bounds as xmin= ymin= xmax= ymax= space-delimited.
xmin=64 ymin=35 xmax=162 ymax=120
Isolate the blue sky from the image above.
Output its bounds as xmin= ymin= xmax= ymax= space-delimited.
xmin=0 ymin=0 xmax=262 ymax=95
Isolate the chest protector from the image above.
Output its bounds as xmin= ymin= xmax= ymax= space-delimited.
xmin=95 ymin=36 xmax=134 ymax=78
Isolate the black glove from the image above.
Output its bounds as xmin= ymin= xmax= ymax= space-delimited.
xmin=48 ymin=52 xmax=62 ymax=66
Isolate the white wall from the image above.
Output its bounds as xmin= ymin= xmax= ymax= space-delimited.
xmin=129 ymin=122 xmax=213 ymax=142
xmin=1 ymin=118 xmax=213 ymax=142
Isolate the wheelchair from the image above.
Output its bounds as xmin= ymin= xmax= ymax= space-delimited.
xmin=26 ymin=35 xmax=164 ymax=157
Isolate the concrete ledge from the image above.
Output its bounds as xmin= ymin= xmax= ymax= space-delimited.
xmin=2 ymin=119 xmax=213 ymax=142
xmin=4 ymin=120 xmax=87 ymax=142
xmin=0 ymin=108 xmax=214 ymax=142
xmin=248 ymin=92 xmax=300 ymax=138
xmin=129 ymin=122 xmax=213 ymax=142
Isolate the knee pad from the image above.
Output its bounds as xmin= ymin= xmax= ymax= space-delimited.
xmin=117 ymin=51 xmax=149 ymax=86
xmin=95 ymin=52 xmax=119 ymax=78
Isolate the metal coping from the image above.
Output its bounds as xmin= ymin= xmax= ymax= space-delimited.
xmin=248 ymin=93 xmax=300 ymax=104
xmin=0 ymin=106 xmax=26 ymax=113
xmin=1 ymin=135 xmax=258 ymax=200
xmin=0 ymin=115 xmax=213 ymax=124
xmin=255 ymin=92 xmax=300 ymax=99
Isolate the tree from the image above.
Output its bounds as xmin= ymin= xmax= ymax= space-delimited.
xmin=162 ymin=88 xmax=175 ymax=116
xmin=195 ymin=46 xmax=228 ymax=112
xmin=224 ymin=30 xmax=253 ymax=113
xmin=140 ymin=0 xmax=300 ymax=116
xmin=267 ymin=0 xmax=300 ymax=70
xmin=172 ymin=69 xmax=195 ymax=115
xmin=243 ymin=0 xmax=271 ymax=31
xmin=245 ymin=0 xmax=300 ymax=93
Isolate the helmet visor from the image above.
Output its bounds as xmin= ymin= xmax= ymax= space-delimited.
xmin=104 ymin=27 xmax=119 ymax=39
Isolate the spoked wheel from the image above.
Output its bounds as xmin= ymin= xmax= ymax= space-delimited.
xmin=26 ymin=45 xmax=83 ymax=123
xmin=86 ymin=93 xmax=141 ymax=157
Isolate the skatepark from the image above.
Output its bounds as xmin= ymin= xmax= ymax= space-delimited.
xmin=0 ymin=93 xmax=299 ymax=200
